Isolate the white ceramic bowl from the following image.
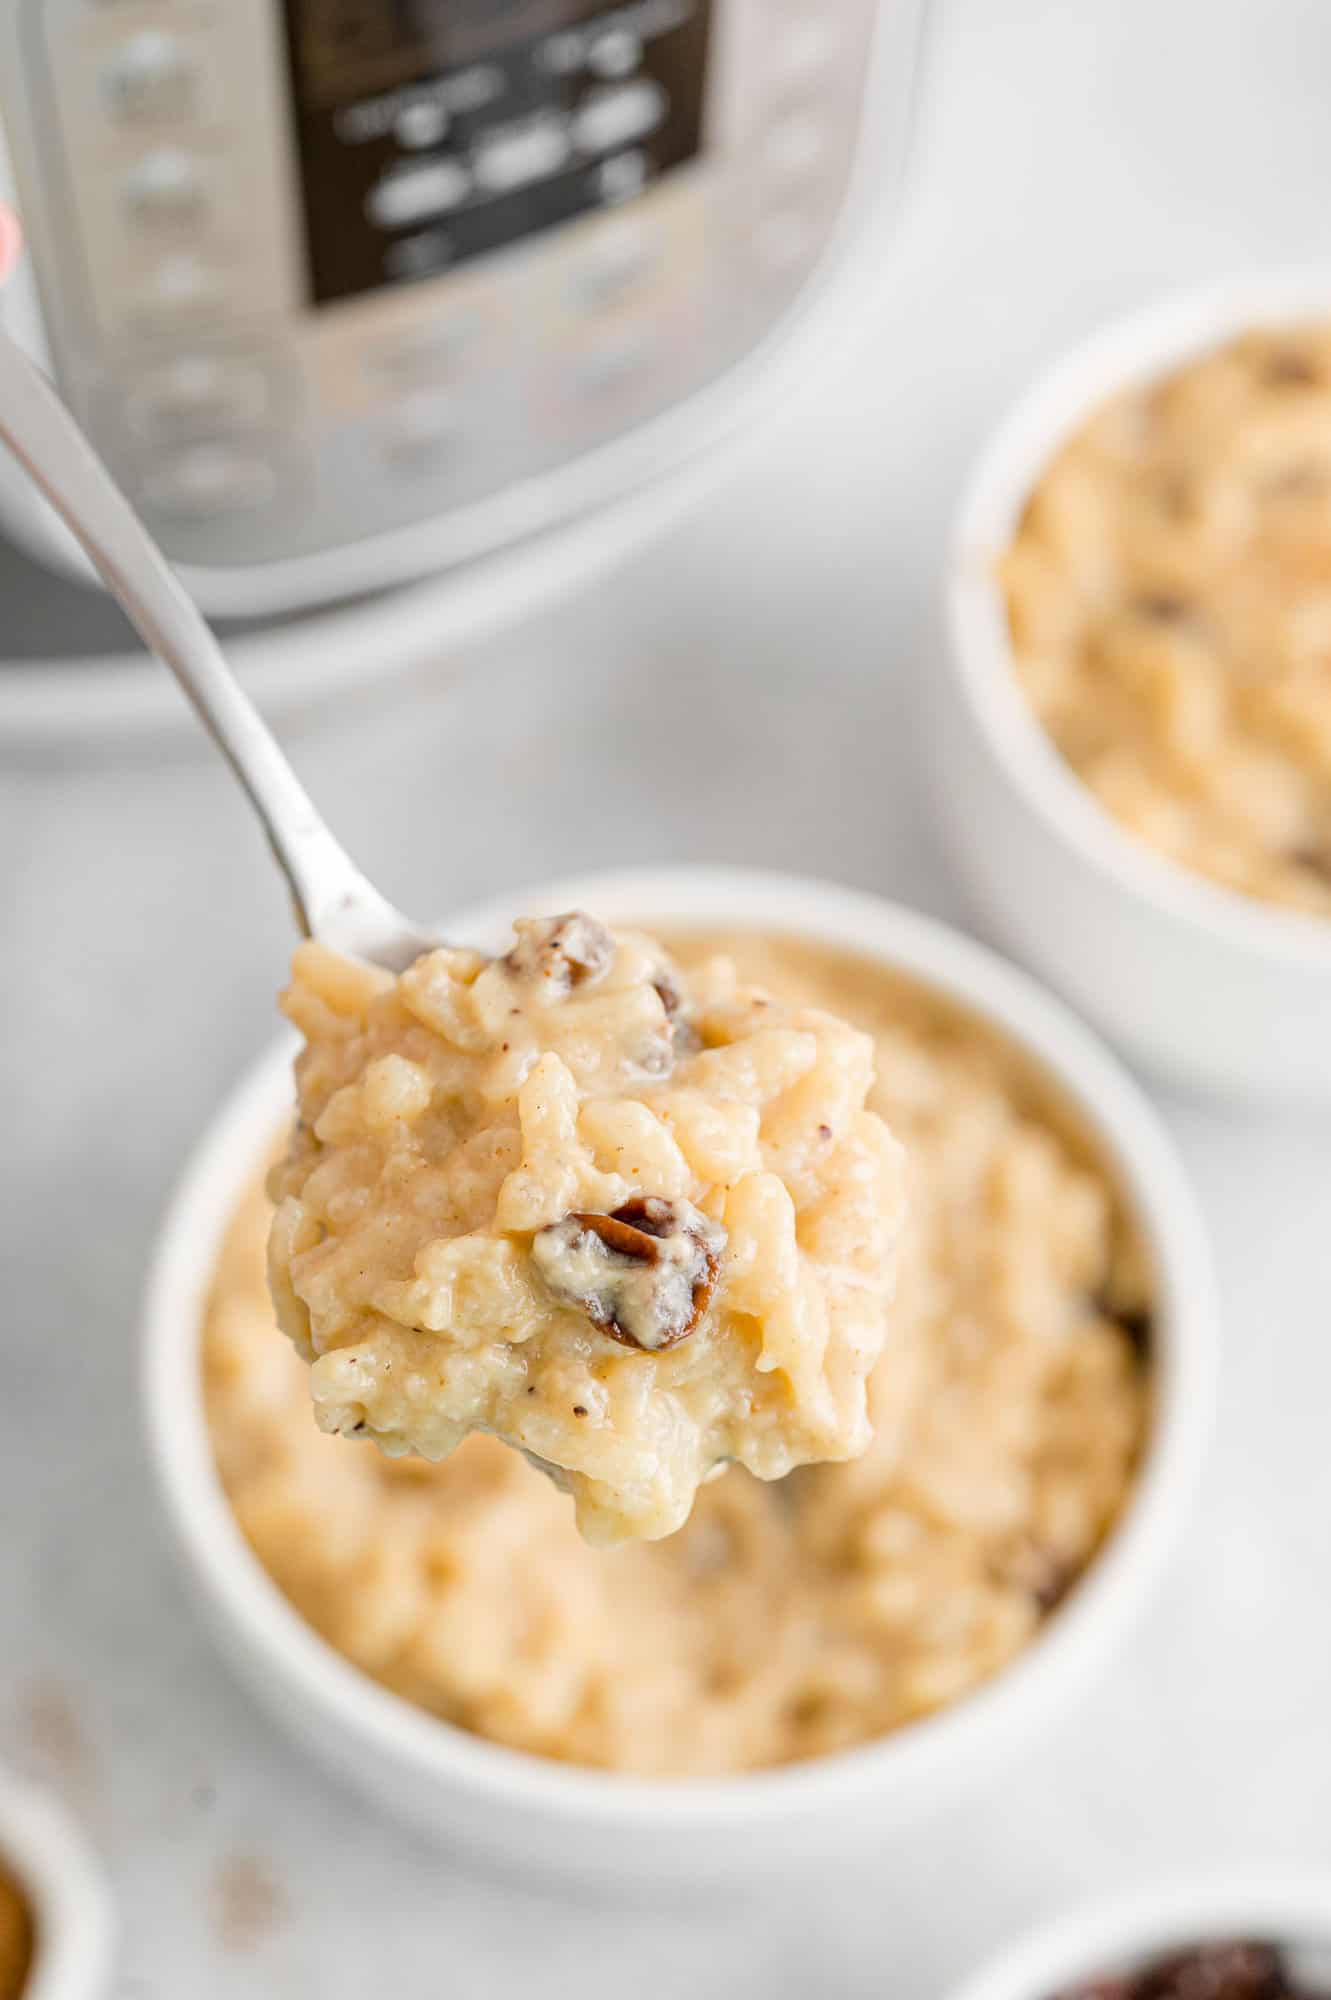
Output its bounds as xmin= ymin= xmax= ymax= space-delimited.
xmin=940 ymin=273 xmax=1331 ymax=1102
xmin=142 ymin=867 xmax=1217 ymax=1888
xmin=948 ymin=1874 xmax=1331 ymax=2000
xmin=0 ymin=1771 xmax=113 ymax=2000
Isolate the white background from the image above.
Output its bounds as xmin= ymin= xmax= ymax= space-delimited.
xmin=4 ymin=0 xmax=1331 ymax=1993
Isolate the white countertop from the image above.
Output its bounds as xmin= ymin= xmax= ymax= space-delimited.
xmin=5 ymin=0 xmax=1331 ymax=1992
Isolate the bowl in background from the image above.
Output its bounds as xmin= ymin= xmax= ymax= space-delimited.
xmin=142 ymin=867 xmax=1218 ymax=1888
xmin=0 ymin=1771 xmax=112 ymax=2000
xmin=940 ymin=274 xmax=1331 ymax=1102
xmin=947 ymin=1874 xmax=1331 ymax=2000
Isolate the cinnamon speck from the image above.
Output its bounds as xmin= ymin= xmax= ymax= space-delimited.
xmin=212 ymin=1854 xmax=286 ymax=1953
xmin=17 ymin=1681 xmax=96 ymax=1804
xmin=1263 ymin=348 xmax=1320 ymax=387
xmin=1290 ymin=843 xmax=1331 ymax=884
xmin=1134 ymin=591 xmax=1190 ymax=623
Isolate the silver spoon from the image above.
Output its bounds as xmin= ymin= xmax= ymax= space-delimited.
xmin=0 ymin=210 xmax=435 ymax=973
xmin=0 ymin=216 xmax=589 ymax=1486
xmin=0 ymin=220 xmax=590 ymax=1489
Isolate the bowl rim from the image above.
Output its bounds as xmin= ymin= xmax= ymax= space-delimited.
xmin=141 ymin=865 xmax=1218 ymax=1830
xmin=0 ymin=1770 xmax=113 ymax=2000
xmin=947 ymin=1872 xmax=1331 ymax=2000
xmin=946 ymin=266 xmax=1331 ymax=973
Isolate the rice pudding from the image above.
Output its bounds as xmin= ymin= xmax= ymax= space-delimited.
xmin=210 ymin=933 xmax=1150 ymax=1776
xmin=1003 ymin=323 xmax=1331 ymax=914
xmin=269 ymin=916 xmax=905 ymax=1544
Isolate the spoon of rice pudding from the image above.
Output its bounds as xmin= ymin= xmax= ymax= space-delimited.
xmin=0 ymin=211 xmax=906 ymax=1542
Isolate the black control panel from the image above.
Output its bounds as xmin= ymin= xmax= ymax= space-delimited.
xmin=283 ymin=0 xmax=713 ymax=305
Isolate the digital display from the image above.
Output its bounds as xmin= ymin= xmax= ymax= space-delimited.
xmin=283 ymin=0 xmax=712 ymax=305
xmin=290 ymin=1 xmax=612 ymax=110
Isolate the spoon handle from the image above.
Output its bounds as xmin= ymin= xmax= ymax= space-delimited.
xmin=0 ymin=319 xmax=407 ymax=953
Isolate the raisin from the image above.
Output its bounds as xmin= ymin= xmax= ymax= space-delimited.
xmin=1093 ymin=1289 xmax=1154 ymax=1355
xmin=1139 ymin=1942 xmax=1288 ymax=2000
xmin=650 ymin=965 xmax=684 ymax=1019
xmin=532 ymin=1198 xmax=726 ymax=1352
xmin=504 ymin=912 xmax=614 ymax=993
xmin=1135 ymin=592 xmax=1191 ymax=623
xmin=1032 ymin=1553 xmax=1076 ymax=1614
xmin=1289 ymin=844 xmax=1331 ymax=885
xmin=642 ymin=958 xmax=700 ymax=1072
xmin=1054 ymin=1942 xmax=1293 ymax=2000
xmin=1262 ymin=348 xmax=1319 ymax=388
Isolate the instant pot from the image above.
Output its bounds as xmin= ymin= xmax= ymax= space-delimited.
xmin=0 ymin=0 xmax=927 ymax=619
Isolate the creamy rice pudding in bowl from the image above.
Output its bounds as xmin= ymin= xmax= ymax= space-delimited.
xmin=143 ymin=868 xmax=1216 ymax=1887
xmin=942 ymin=275 xmax=1331 ymax=1100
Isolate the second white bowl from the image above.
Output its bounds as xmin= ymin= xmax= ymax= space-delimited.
xmin=142 ymin=867 xmax=1217 ymax=1888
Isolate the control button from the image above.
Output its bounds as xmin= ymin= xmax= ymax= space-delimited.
xmin=125 ymin=355 xmax=268 ymax=442
xmin=573 ymin=81 xmax=666 ymax=156
xmin=540 ymin=31 xmax=586 ymax=77
xmin=143 ymin=443 xmax=276 ymax=518
xmin=566 ymin=222 xmax=654 ymax=309
xmin=763 ymin=114 xmax=826 ymax=178
xmin=384 ymin=229 xmax=454 ymax=281
xmin=588 ymin=27 xmax=642 ymax=79
xmin=395 ymin=100 xmax=450 ymax=150
xmin=474 ymin=118 xmax=570 ymax=195
xmin=139 ymin=254 xmax=221 ymax=319
xmin=368 ymin=160 xmax=470 ymax=229
xmin=123 ymin=149 xmax=206 ymax=226
xmin=102 ymin=33 xmax=195 ymax=123
xmin=596 ymin=150 xmax=648 ymax=204
xmin=448 ymin=64 xmax=505 ymax=114
xmin=381 ymin=392 xmax=462 ymax=468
